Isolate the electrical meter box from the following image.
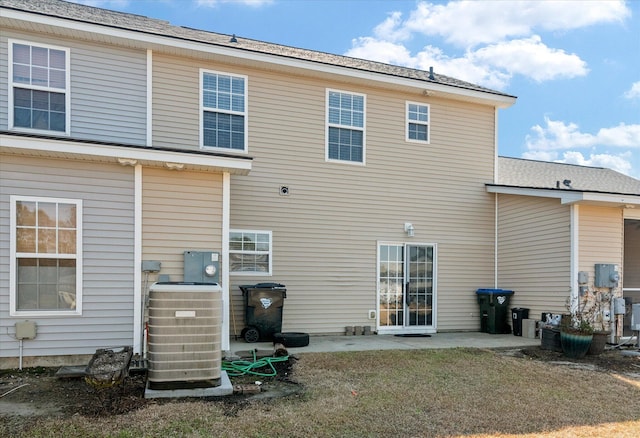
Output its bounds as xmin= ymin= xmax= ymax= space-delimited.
xmin=184 ymin=251 xmax=220 ymax=284
xmin=594 ymin=264 xmax=620 ymax=288
xmin=15 ymin=320 xmax=37 ymax=340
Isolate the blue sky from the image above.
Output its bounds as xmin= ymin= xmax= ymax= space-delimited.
xmin=75 ymin=0 xmax=640 ymax=179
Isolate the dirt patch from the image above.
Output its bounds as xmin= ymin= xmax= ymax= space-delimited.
xmin=0 ymin=355 xmax=299 ymax=437
xmin=1 ymin=347 xmax=639 ymax=436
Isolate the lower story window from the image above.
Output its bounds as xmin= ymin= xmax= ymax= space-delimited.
xmin=230 ymin=230 xmax=272 ymax=275
xmin=11 ymin=196 xmax=82 ymax=315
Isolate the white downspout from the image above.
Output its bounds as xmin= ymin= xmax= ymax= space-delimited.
xmin=133 ymin=49 xmax=152 ymax=354
xmin=495 ymin=194 xmax=499 ymax=289
xmin=222 ymin=172 xmax=231 ymax=351
xmin=493 ymin=108 xmax=499 ymax=289
xmin=133 ymin=163 xmax=142 ymax=354
xmin=570 ymin=204 xmax=580 ymax=313
xmin=146 ymin=49 xmax=153 ymax=147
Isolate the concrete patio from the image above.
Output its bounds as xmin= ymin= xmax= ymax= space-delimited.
xmin=228 ymin=331 xmax=541 ymax=355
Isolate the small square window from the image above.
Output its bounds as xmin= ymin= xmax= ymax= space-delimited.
xmin=230 ymin=230 xmax=272 ymax=275
xmin=406 ymin=102 xmax=430 ymax=143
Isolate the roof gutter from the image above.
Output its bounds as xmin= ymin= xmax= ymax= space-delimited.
xmin=486 ymin=184 xmax=640 ymax=207
xmin=0 ymin=132 xmax=252 ymax=175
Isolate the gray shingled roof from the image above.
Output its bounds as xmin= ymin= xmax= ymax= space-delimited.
xmin=497 ymin=157 xmax=640 ymax=196
xmin=1 ymin=0 xmax=515 ymax=99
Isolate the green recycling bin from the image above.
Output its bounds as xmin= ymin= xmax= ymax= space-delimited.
xmin=476 ymin=288 xmax=514 ymax=334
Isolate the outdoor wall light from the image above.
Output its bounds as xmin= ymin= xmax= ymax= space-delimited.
xmin=404 ymin=222 xmax=415 ymax=237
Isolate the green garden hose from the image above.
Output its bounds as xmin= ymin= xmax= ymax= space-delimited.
xmin=222 ymin=350 xmax=289 ymax=377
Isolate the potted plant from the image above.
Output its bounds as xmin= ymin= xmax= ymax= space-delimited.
xmin=560 ymin=291 xmax=595 ymax=359
xmin=588 ymin=289 xmax=612 ymax=356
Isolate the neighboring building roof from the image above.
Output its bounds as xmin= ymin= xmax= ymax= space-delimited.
xmin=0 ymin=0 xmax=515 ymax=101
xmin=497 ymin=156 xmax=640 ymax=196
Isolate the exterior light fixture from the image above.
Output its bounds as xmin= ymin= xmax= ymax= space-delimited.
xmin=404 ymin=222 xmax=415 ymax=237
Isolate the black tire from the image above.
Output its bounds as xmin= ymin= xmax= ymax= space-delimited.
xmin=243 ymin=327 xmax=260 ymax=343
xmin=273 ymin=332 xmax=309 ymax=348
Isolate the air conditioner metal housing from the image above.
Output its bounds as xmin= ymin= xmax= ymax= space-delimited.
xmin=147 ymin=282 xmax=222 ymax=390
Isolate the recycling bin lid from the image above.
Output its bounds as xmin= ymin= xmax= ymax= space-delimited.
xmin=475 ymin=288 xmax=514 ymax=295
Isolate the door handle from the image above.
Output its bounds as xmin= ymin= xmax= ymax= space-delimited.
xmin=405 ymin=282 xmax=410 ymax=306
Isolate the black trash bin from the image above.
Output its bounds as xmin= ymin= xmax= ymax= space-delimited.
xmin=240 ymin=283 xmax=286 ymax=343
xmin=511 ymin=307 xmax=529 ymax=336
xmin=476 ymin=289 xmax=514 ymax=334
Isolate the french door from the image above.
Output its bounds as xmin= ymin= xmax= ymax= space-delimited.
xmin=378 ymin=243 xmax=436 ymax=333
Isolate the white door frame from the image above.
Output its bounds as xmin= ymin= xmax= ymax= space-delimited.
xmin=376 ymin=241 xmax=437 ymax=335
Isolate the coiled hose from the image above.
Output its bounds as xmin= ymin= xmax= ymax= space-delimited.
xmin=222 ymin=350 xmax=289 ymax=377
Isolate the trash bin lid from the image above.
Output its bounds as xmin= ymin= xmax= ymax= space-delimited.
xmin=475 ymin=288 xmax=514 ymax=295
xmin=241 ymin=283 xmax=286 ymax=289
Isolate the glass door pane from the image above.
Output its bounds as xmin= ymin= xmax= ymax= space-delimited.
xmin=379 ymin=244 xmax=404 ymax=327
xmin=406 ymin=245 xmax=433 ymax=327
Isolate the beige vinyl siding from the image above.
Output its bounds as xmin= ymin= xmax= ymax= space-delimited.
xmin=152 ymin=54 xmax=200 ymax=150
xmin=141 ymin=168 xmax=224 ymax=281
xmin=0 ymin=30 xmax=147 ymax=143
xmin=497 ymin=195 xmax=571 ymax=320
xmin=578 ymin=205 xmax=623 ymax=288
xmin=220 ymin=69 xmax=497 ymax=334
xmin=0 ymin=154 xmax=135 ymax=360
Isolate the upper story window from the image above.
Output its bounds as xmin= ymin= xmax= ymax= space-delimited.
xmin=406 ymin=102 xmax=430 ymax=143
xmin=230 ymin=230 xmax=272 ymax=275
xmin=326 ymin=89 xmax=366 ymax=164
xmin=10 ymin=196 xmax=82 ymax=316
xmin=201 ymin=70 xmax=248 ymax=152
xmin=9 ymin=40 xmax=70 ymax=135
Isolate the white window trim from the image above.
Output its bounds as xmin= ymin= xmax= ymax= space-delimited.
xmin=199 ymin=68 xmax=249 ymax=153
xmin=325 ymin=88 xmax=366 ymax=166
xmin=406 ymin=101 xmax=430 ymax=144
xmin=9 ymin=195 xmax=83 ymax=317
xmin=229 ymin=229 xmax=272 ymax=276
xmin=8 ymin=39 xmax=71 ymax=136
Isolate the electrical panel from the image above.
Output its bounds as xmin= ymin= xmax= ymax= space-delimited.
xmin=594 ymin=264 xmax=619 ymax=288
xmin=184 ymin=251 xmax=220 ymax=284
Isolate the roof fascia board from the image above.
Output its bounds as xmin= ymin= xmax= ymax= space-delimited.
xmin=2 ymin=8 xmax=516 ymax=108
xmin=577 ymin=192 xmax=640 ymax=206
xmin=1 ymin=133 xmax=252 ymax=172
xmin=487 ymin=184 xmax=640 ymax=206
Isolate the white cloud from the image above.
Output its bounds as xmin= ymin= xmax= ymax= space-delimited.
xmin=346 ymin=37 xmax=415 ymax=67
xmin=346 ymin=35 xmax=587 ymax=89
xmin=526 ymin=117 xmax=640 ymax=151
xmin=346 ymin=0 xmax=628 ymax=89
xmin=557 ymin=151 xmax=633 ymax=175
xmin=403 ymin=0 xmax=629 ymax=48
xmin=523 ymin=118 xmax=639 ymax=176
xmin=472 ymin=36 xmax=588 ymax=82
xmin=521 ymin=149 xmax=634 ymax=176
xmin=624 ymin=81 xmax=640 ymax=100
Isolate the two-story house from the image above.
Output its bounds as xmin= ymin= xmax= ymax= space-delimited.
xmin=1 ymin=0 xmax=638 ymax=368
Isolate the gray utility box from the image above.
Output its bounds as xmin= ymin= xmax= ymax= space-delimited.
xmin=594 ymin=264 xmax=619 ymax=288
xmin=184 ymin=251 xmax=220 ymax=284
